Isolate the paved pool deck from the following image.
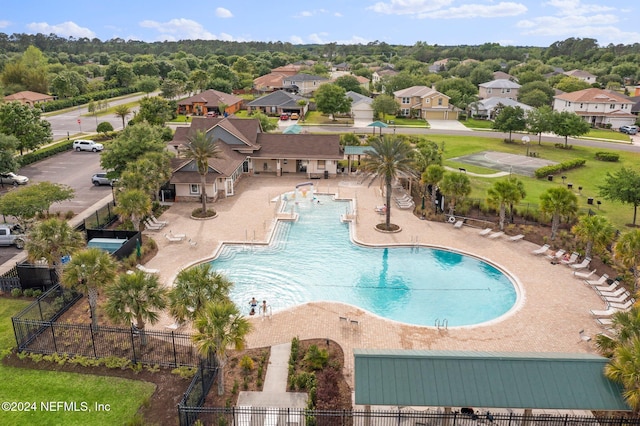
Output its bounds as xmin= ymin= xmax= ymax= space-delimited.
xmin=144 ymin=174 xmax=606 ymax=388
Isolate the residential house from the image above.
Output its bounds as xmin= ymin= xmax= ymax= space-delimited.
xmin=428 ymin=59 xmax=449 ymax=73
xmin=553 ymin=88 xmax=635 ymax=129
xmin=252 ymin=73 xmax=288 ymax=93
xmin=177 ymin=89 xmax=243 ymax=116
xmin=282 ymin=74 xmax=330 ymax=96
xmin=563 ymin=70 xmax=597 ymax=85
xmin=4 ymin=91 xmax=54 ymax=107
xmin=371 ymin=67 xmax=398 ymax=86
xmin=493 ymin=71 xmax=517 ymax=82
xmin=478 ymin=79 xmax=521 ymax=100
xmin=246 ymin=90 xmax=307 ymax=117
xmin=346 ymin=91 xmax=374 ymax=124
xmin=168 ymin=117 xmax=342 ymax=202
xmin=393 ymin=86 xmax=458 ymax=120
xmin=271 ymin=64 xmax=304 ymax=76
xmin=354 ymin=75 xmax=370 ymax=91
xmin=470 ymin=98 xmax=533 ymax=120
xmin=332 ymin=63 xmax=350 ymax=72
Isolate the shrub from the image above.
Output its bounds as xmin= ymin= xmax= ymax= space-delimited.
xmin=19 ymin=141 xmax=74 ymax=166
xmin=32 ymin=289 xmax=42 ymax=298
xmin=595 ymin=152 xmax=620 ymax=162
xmin=23 ymin=289 xmax=34 ymax=298
xmin=534 ymin=159 xmax=586 ymax=178
xmin=171 ymin=366 xmax=197 ymax=379
xmin=11 ymin=288 xmax=22 ymax=297
xmin=303 ymin=345 xmax=329 ymax=370
xmin=240 ymin=355 xmax=254 ymax=374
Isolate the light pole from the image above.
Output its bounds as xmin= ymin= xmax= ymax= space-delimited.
xmin=521 ymin=136 xmax=530 ymax=157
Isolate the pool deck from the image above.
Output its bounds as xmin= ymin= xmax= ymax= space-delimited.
xmin=145 ymin=174 xmax=605 ymax=385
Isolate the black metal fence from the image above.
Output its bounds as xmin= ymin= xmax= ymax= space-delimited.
xmin=12 ymin=285 xmax=201 ymax=368
xmin=78 ymin=200 xmax=118 ymax=232
xmin=176 ymin=407 xmax=640 ymax=426
xmin=0 ymin=264 xmax=20 ymax=292
xmin=178 ymin=355 xmax=219 ymax=426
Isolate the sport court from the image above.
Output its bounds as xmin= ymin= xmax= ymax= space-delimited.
xmin=450 ymin=150 xmax=557 ymax=177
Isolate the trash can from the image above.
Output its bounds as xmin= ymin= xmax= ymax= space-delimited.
xmin=324 ymin=170 xmax=329 ymax=179
xmin=567 ymin=183 xmax=573 ymax=189
xmin=547 ymin=175 xmax=553 ymax=181
xmin=587 ymin=197 xmax=594 ymax=205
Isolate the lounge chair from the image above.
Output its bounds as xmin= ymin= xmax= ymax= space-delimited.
xmin=585 ymin=274 xmax=609 ymax=286
xmin=597 ymin=318 xmax=613 ymax=326
xmin=590 ymin=307 xmax=621 ymax=317
xmin=488 ymin=231 xmax=504 ymax=239
xmin=165 ymin=233 xmax=184 ymax=243
xmin=453 ymin=220 xmax=464 ymax=229
xmin=479 ymin=228 xmax=492 ymax=236
xmin=508 ymin=234 xmax=524 ymax=242
xmin=136 ymin=264 xmax=159 ymax=274
xmin=608 ymin=299 xmax=635 ymax=310
xmin=570 ymin=257 xmax=591 ymax=270
xmin=532 ymin=244 xmax=550 ymax=255
xmin=573 ymin=269 xmax=596 ymax=279
xmin=546 ymin=249 xmax=566 ymax=261
xmin=598 ymin=287 xmax=628 ymax=299
xmin=594 ymin=281 xmax=620 ymax=293
xmin=144 ymin=219 xmax=164 ymax=231
xmin=560 ymin=252 xmax=579 ymax=265
xmin=150 ymin=215 xmax=168 ymax=226
xmin=603 ymin=292 xmax=631 ymax=304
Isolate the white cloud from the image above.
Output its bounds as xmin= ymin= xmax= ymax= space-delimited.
xmin=368 ymin=0 xmax=453 ymax=15
xmin=430 ymin=2 xmax=527 ymax=19
xmin=290 ymin=35 xmax=304 ymax=44
xmin=544 ymin=0 xmax=615 ymax=16
xmin=26 ymin=21 xmax=96 ymax=38
xmin=0 ymin=20 xmax=10 ymax=29
xmin=139 ymin=18 xmax=219 ymax=41
xmin=296 ymin=9 xmax=331 ymax=18
xmin=308 ymin=32 xmax=329 ymax=44
xmin=334 ymin=12 xmax=343 ymax=17
xmin=215 ymin=7 xmax=233 ymax=18
xmin=290 ymin=34 xmax=370 ymax=45
xmin=300 ymin=11 xmax=313 ymax=17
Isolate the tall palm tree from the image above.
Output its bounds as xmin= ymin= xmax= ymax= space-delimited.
xmin=614 ymin=229 xmax=640 ymax=292
xmin=26 ymin=218 xmax=85 ymax=282
xmin=596 ymin=307 xmax=640 ymax=358
xmin=104 ymin=270 xmax=167 ymax=345
xmin=168 ymin=264 xmax=233 ymax=324
xmin=114 ymin=189 xmax=151 ymax=231
xmin=572 ymin=215 xmax=616 ymax=259
xmin=487 ymin=178 xmax=526 ymax=231
xmin=421 ymin=164 xmax=445 ymax=213
xmin=439 ymin=172 xmax=472 ymax=216
xmin=114 ymin=104 xmax=131 ymax=129
xmin=539 ymin=187 xmax=578 ymax=240
xmin=604 ymin=336 xmax=640 ymax=411
xmin=61 ymin=247 xmax=118 ymax=329
xmin=192 ymin=300 xmax=252 ymax=396
xmin=184 ymin=130 xmax=223 ymax=214
xmin=360 ymin=135 xmax=416 ymax=230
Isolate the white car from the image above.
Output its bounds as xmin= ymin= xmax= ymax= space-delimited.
xmin=0 ymin=172 xmax=29 ymax=186
xmin=73 ymin=140 xmax=104 ymax=152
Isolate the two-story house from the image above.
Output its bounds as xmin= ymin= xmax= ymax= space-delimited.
xmin=393 ymin=86 xmax=458 ymax=120
xmin=282 ymin=74 xmax=330 ymax=96
xmin=563 ymin=70 xmax=597 ymax=85
xmin=478 ymin=79 xmax=521 ymax=100
xmin=553 ymin=88 xmax=636 ymax=129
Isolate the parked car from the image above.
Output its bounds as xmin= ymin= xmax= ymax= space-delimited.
xmin=91 ymin=173 xmax=116 ymax=186
xmin=620 ymin=125 xmax=638 ymax=135
xmin=280 ymin=113 xmax=289 ymax=120
xmin=290 ymin=112 xmax=300 ymax=120
xmin=0 ymin=172 xmax=29 ymax=186
xmin=0 ymin=224 xmax=26 ymax=248
xmin=73 ymin=139 xmax=104 ymax=152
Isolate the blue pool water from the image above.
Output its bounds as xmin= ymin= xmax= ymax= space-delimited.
xmin=209 ymin=194 xmax=517 ymax=327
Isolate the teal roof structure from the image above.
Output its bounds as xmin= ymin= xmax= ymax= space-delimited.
xmin=354 ymin=350 xmax=629 ymax=411
xmin=344 ymin=146 xmax=372 ymax=156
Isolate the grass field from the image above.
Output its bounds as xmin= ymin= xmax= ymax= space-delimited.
xmin=0 ymin=298 xmax=155 ymax=426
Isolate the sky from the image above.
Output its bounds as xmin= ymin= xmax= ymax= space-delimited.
xmin=1 ymin=0 xmax=638 ymax=48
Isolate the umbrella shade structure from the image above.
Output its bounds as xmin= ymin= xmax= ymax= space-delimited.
xmin=367 ymin=120 xmax=389 ymax=135
xmin=283 ymin=124 xmax=302 ymax=134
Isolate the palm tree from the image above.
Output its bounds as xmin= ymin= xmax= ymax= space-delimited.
xmin=487 ymin=178 xmax=526 ymax=231
xmin=360 ymin=135 xmax=416 ymax=230
xmin=421 ymin=164 xmax=445 ymax=213
xmin=114 ymin=189 xmax=151 ymax=231
xmin=571 ymin=215 xmax=616 ymax=259
xmin=539 ymin=187 xmax=578 ymax=240
xmin=614 ymin=229 xmax=640 ymax=292
xmin=26 ymin=217 xmax=85 ymax=282
xmin=596 ymin=307 xmax=640 ymax=358
xmin=104 ymin=270 xmax=168 ymax=345
xmin=114 ymin=104 xmax=131 ymax=129
xmin=439 ymin=172 xmax=472 ymax=216
xmin=192 ymin=300 xmax=252 ymax=396
xmin=184 ymin=130 xmax=223 ymax=215
xmin=168 ymin=264 xmax=233 ymax=324
xmin=604 ymin=336 xmax=640 ymax=411
xmin=61 ymin=248 xmax=118 ymax=329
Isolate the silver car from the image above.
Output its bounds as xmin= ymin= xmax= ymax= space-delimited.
xmin=0 ymin=172 xmax=29 ymax=186
xmin=91 ymin=173 xmax=116 ymax=186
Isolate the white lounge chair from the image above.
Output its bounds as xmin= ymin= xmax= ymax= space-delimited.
xmin=479 ymin=228 xmax=492 ymax=236
xmin=150 ymin=215 xmax=168 ymax=226
xmin=608 ymin=299 xmax=635 ymax=310
xmin=598 ymin=287 xmax=628 ymax=299
xmin=532 ymin=244 xmax=550 ymax=255
xmin=571 ymin=257 xmax=591 ymax=270
xmin=594 ymin=281 xmax=620 ymax=293
xmin=561 ymin=252 xmax=580 ymax=265
xmin=574 ymin=269 xmax=596 ymax=279
xmin=488 ymin=231 xmax=504 ymax=239
xmin=136 ymin=264 xmax=159 ymax=274
xmin=508 ymin=234 xmax=524 ymax=242
xmin=597 ymin=318 xmax=613 ymax=326
xmin=165 ymin=233 xmax=184 ymax=243
xmin=546 ymin=249 xmax=566 ymax=261
xmin=144 ymin=219 xmax=164 ymax=230
xmin=585 ymin=274 xmax=609 ymax=286
xmin=603 ymin=292 xmax=631 ymax=304
xmin=590 ymin=307 xmax=621 ymax=317
xmin=453 ymin=220 xmax=464 ymax=229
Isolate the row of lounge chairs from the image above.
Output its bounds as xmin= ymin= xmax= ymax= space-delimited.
xmin=530 ymin=244 xmax=592 ymax=270
xmin=143 ymin=215 xmax=169 ymax=231
xmin=582 ymin=273 xmax=635 ymax=326
xmin=393 ymin=193 xmax=414 ymax=209
xmin=477 ymin=227 xmax=524 ymax=242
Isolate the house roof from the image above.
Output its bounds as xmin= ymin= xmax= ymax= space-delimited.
xmin=172 ymin=117 xmax=260 ymax=150
xmin=177 ymin=89 xmax=243 ymax=107
xmin=253 ymin=134 xmax=342 ymax=160
xmin=493 ymin=71 xmax=516 ymax=81
xmin=271 ymin=64 xmax=304 ymax=76
xmin=394 ymin=86 xmax=449 ymax=100
xmin=554 ymin=88 xmax=634 ymax=104
xmin=170 ymin=142 xmax=248 ymax=183
xmin=284 ymin=73 xmax=329 ymax=82
xmin=564 ymin=69 xmax=597 ymax=79
xmin=374 ymin=68 xmax=398 ymax=77
xmin=4 ymin=91 xmax=54 ymax=102
xmin=354 ymin=75 xmax=370 ymax=85
xmin=476 ymin=97 xmax=533 ymax=112
xmin=354 ymin=350 xmax=629 ymax=411
xmin=346 ymin=91 xmax=373 ymax=105
xmin=479 ymin=79 xmax=521 ymax=89
xmin=247 ymin=90 xmax=305 ymax=108
xmin=253 ymin=73 xmax=287 ymax=90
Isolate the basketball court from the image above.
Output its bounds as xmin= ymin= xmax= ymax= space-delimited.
xmin=450 ymin=151 xmax=557 ymax=177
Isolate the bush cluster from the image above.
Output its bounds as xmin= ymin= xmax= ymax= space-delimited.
xmin=595 ymin=152 xmax=620 ymax=162
xmin=19 ymin=141 xmax=74 ymax=166
xmin=534 ymin=159 xmax=586 ymax=178
xmin=40 ymin=87 xmax=138 ymax=112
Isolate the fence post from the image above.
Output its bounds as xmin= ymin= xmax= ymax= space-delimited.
xmin=172 ymin=331 xmax=178 ymax=367
xmin=89 ymin=323 xmax=98 ymax=358
xmin=130 ymin=327 xmax=137 ymax=363
xmin=95 ymin=211 xmax=100 ymax=228
xmin=51 ymin=322 xmax=58 ymax=353
xmin=37 ymin=298 xmax=44 ymax=321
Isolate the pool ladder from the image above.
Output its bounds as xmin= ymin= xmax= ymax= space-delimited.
xmin=434 ymin=318 xmax=448 ymax=330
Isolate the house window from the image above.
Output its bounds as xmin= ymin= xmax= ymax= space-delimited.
xmin=317 ymin=160 xmax=325 ymax=170
xmin=487 ymin=88 xmax=492 ymax=94
xmin=190 ymin=184 xmax=200 ymax=195
xmin=402 ymin=97 xmax=410 ymax=104
xmin=425 ymin=98 xmax=430 ymax=104
xmin=609 ymin=104 xmax=615 ymax=109
xmin=502 ymin=88 xmax=511 ymax=94
xmin=401 ymin=108 xmax=409 ymax=116
xmin=579 ymin=103 xmax=583 ymax=108
xmin=437 ymin=98 xmax=443 ymax=106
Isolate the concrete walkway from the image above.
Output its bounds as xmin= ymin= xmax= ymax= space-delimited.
xmin=237 ymin=342 xmax=307 ymax=408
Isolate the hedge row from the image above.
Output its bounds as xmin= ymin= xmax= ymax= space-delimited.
xmin=595 ymin=152 xmax=620 ymax=162
xmin=19 ymin=141 xmax=74 ymax=166
xmin=534 ymin=159 xmax=586 ymax=178
xmin=41 ymin=87 xmax=138 ymax=112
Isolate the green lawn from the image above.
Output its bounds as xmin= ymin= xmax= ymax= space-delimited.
xmin=0 ymin=298 xmax=155 ymax=425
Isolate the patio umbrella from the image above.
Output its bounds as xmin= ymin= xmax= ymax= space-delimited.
xmin=283 ymin=124 xmax=302 ymax=134
xmin=367 ymin=120 xmax=388 ymax=135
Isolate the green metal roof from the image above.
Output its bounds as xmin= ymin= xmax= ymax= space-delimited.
xmin=354 ymin=350 xmax=629 ymax=411
xmin=344 ymin=146 xmax=372 ymax=155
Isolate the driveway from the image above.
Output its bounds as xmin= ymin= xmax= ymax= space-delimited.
xmin=428 ymin=120 xmax=471 ymax=131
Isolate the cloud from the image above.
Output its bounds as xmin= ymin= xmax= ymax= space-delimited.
xmin=295 ymin=9 xmax=330 ymax=18
xmin=139 ymin=18 xmax=218 ymax=41
xmin=290 ymin=33 xmax=370 ymax=45
xmin=544 ymin=0 xmax=615 ymax=16
xmin=26 ymin=21 xmax=96 ymax=38
xmin=290 ymin=35 xmax=304 ymax=44
xmin=0 ymin=20 xmax=10 ymax=29
xmin=430 ymin=2 xmax=527 ymax=19
xmin=215 ymin=7 xmax=233 ymax=18
xmin=368 ymin=0 xmax=453 ymax=15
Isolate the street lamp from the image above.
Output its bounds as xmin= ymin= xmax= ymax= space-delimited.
xmin=521 ymin=136 xmax=530 ymax=157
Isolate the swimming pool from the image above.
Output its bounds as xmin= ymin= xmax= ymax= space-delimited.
xmin=209 ymin=194 xmax=518 ymax=327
